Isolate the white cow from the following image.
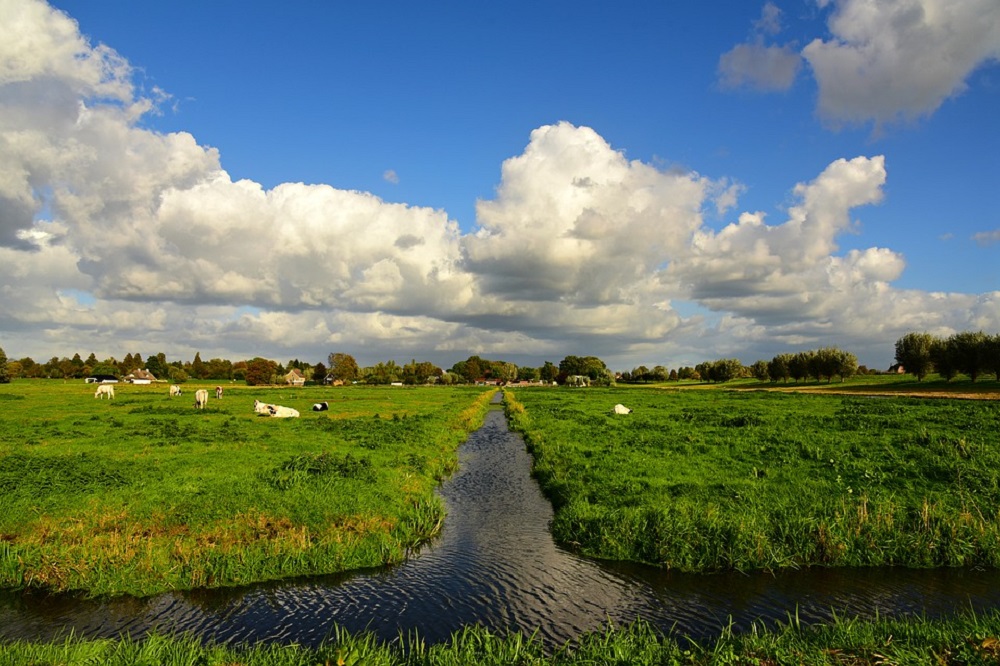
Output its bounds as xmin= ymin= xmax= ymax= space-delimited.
xmin=215 ymin=385 xmax=224 ymax=399
xmin=253 ymin=399 xmax=275 ymax=415
xmin=267 ymin=405 xmax=300 ymax=418
xmin=612 ymin=403 xmax=632 ymax=415
xmin=94 ymin=384 xmax=115 ymax=399
xmin=194 ymin=389 xmax=209 ymax=409
xmin=169 ymin=385 xmax=182 ymax=397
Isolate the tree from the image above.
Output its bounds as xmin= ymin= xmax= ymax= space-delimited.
xmin=539 ymin=361 xmax=558 ymax=383
xmin=951 ymin=331 xmax=988 ymax=382
xmin=145 ymin=353 xmax=168 ymax=380
xmin=245 ymin=358 xmax=277 ymax=386
xmin=91 ymin=362 xmax=119 ymax=377
xmin=894 ymin=332 xmax=934 ymax=381
xmin=987 ymin=334 xmax=1000 ymax=382
xmin=750 ymin=360 xmax=769 ymax=382
xmin=768 ymin=354 xmax=791 ymax=383
xmin=0 ymin=347 xmax=9 ymax=384
xmin=328 ymin=353 xmax=360 ymax=382
xmin=931 ymin=337 xmax=958 ymax=381
xmin=191 ymin=352 xmax=206 ymax=379
xmin=313 ymin=361 xmax=328 ymax=384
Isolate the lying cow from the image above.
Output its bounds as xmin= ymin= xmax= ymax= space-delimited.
xmin=215 ymin=385 xmax=223 ymax=399
xmin=94 ymin=384 xmax=115 ymax=399
xmin=253 ymin=399 xmax=275 ymax=415
xmin=194 ymin=389 xmax=209 ymax=409
xmin=612 ymin=403 xmax=632 ymax=415
xmin=267 ymin=404 xmax=300 ymax=418
xmin=169 ymin=385 xmax=182 ymax=397
xmin=312 ymin=401 xmax=329 ymax=411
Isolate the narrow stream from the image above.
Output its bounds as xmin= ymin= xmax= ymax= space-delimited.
xmin=3 ymin=402 xmax=1000 ymax=648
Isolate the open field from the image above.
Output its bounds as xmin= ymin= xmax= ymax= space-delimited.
xmin=506 ymin=382 xmax=1000 ymax=571
xmin=0 ymin=380 xmax=495 ymax=597
xmin=4 ymin=610 xmax=1000 ymax=665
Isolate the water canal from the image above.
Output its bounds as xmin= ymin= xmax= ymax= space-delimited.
xmin=3 ymin=400 xmax=1000 ymax=648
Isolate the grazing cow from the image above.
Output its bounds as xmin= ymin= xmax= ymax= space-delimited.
xmin=215 ymin=385 xmax=223 ymax=399
xmin=194 ymin=389 xmax=209 ymax=409
xmin=253 ymin=399 xmax=275 ymax=415
xmin=267 ymin=405 xmax=300 ymax=418
xmin=312 ymin=401 xmax=329 ymax=411
xmin=169 ymin=385 xmax=182 ymax=397
xmin=612 ymin=403 xmax=632 ymax=415
xmin=94 ymin=384 xmax=115 ymax=399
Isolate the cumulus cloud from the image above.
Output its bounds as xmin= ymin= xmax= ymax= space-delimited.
xmin=718 ymin=3 xmax=801 ymax=91
xmin=718 ymin=43 xmax=802 ymax=91
xmin=0 ymin=0 xmax=997 ymax=370
xmin=803 ymin=0 xmax=1000 ymax=126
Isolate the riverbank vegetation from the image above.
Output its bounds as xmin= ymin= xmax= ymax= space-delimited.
xmin=4 ymin=610 xmax=1000 ymax=664
xmin=505 ymin=384 xmax=1000 ymax=571
xmin=0 ymin=381 xmax=495 ymax=597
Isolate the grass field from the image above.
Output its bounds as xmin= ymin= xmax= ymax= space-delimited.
xmin=0 ymin=380 xmax=495 ymax=597
xmin=4 ymin=610 xmax=1000 ymax=664
xmin=506 ymin=380 xmax=1000 ymax=571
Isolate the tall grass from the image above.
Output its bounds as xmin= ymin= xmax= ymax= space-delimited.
xmin=506 ymin=386 xmax=1000 ymax=571
xmin=5 ymin=610 xmax=1000 ymax=664
xmin=0 ymin=381 xmax=494 ymax=597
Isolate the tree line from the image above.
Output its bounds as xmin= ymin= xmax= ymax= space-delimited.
xmin=894 ymin=331 xmax=1000 ymax=382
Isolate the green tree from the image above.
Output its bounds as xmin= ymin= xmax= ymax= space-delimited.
xmin=0 ymin=347 xmax=9 ymax=383
xmin=768 ymin=354 xmax=791 ymax=383
xmin=986 ymin=334 xmax=1000 ymax=382
xmin=245 ymin=358 xmax=277 ymax=386
xmin=931 ymin=337 xmax=958 ymax=381
xmin=951 ymin=331 xmax=988 ymax=382
xmin=190 ymin=352 xmax=206 ymax=379
xmin=539 ymin=361 xmax=558 ymax=383
xmin=90 ymin=363 xmax=119 ymax=377
xmin=750 ymin=360 xmax=769 ymax=382
xmin=328 ymin=353 xmax=360 ymax=382
xmin=894 ymin=332 xmax=934 ymax=381
xmin=145 ymin=353 xmax=168 ymax=380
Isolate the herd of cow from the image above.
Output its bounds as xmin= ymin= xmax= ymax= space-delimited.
xmin=91 ymin=382 xmax=331 ymax=419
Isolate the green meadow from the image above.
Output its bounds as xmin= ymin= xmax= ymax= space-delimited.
xmin=505 ymin=384 xmax=1000 ymax=571
xmin=0 ymin=380 xmax=495 ymax=597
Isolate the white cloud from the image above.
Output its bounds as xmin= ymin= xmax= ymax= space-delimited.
xmin=383 ymin=169 xmax=399 ymax=184
xmin=973 ymin=229 xmax=1000 ymax=247
xmin=718 ymin=43 xmax=802 ymax=91
xmin=803 ymin=0 xmax=1000 ymax=126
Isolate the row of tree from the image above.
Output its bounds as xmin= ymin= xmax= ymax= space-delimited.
xmin=894 ymin=331 xmax=1000 ymax=382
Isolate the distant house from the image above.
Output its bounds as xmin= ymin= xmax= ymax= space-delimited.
xmin=324 ymin=375 xmax=345 ymax=386
xmin=125 ymin=369 xmax=156 ymax=384
xmin=85 ymin=374 xmax=119 ymax=384
xmin=284 ymin=368 xmax=306 ymax=385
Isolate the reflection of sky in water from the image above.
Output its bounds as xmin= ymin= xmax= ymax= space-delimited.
xmin=3 ymin=409 xmax=1000 ymax=648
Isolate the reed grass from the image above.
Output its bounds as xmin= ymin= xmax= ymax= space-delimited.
xmin=4 ymin=609 xmax=1000 ymax=664
xmin=505 ymin=386 xmax=1000 ymax=571
xmin=0 ymin=381 xmax=495 ymax=597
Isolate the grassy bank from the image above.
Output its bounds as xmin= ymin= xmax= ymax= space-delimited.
xmin=4 ymin=610 xmax=1000 ymax=664
xmin=0 ymin=381 xmax=495 ymax=597
xmin=505 ymin=385 xmax=1000 ymax=571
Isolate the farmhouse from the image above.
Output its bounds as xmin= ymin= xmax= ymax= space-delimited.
xmin=284 ymin=368 xmax=306 ymax=386
xmin=125 ymin=369 xmax=157 ymax=384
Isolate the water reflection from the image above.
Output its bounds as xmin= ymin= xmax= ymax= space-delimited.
xmin=2 ymin=407 xmax=999 ymax=648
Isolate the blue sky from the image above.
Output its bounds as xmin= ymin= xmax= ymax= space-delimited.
xmin=1 ymin=0 xmax=998 ymax=371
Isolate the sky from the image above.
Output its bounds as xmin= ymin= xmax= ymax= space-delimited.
xmin=0 ymin=0 xmax=998 ymax=372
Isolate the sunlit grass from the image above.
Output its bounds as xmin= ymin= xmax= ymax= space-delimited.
xmin=5 ymin=610 xmax=1000 ymax=664
xmin=506 ymin=385 xmax=1000 ymax=571
xmin=0 ymin=381 xmax=495 ymax=596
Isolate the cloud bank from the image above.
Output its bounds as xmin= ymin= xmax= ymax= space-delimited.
xmin=0 ymin=0 xmax=996 ymax=370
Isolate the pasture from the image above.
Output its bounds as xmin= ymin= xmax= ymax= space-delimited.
xmin=0 ymin=380 xmax=495 ymax=597
xmin=506 ymin=385 xmax=1000 ymax=571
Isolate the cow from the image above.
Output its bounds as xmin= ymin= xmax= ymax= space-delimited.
xmin=253 ymin=399 xmax=275 ymax=415
xmin=312 ymin=401 xmax=329 ymax=411
xmin=612 ymin=403 xmax=632 ymax=415
xmin=169 ymin=385 xmax=182 ymax=397
xmin=94 ymin=384 xmax=115 ymax=399
xmin=215 ymin=386 xmax=223 ymax=400
xmin=267 ymin=405 xmax=300 ymax=418
xmin=194 ymin=389 xmax=209 ymax=409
